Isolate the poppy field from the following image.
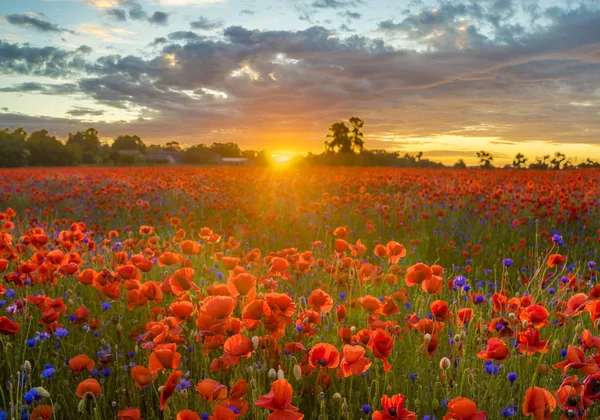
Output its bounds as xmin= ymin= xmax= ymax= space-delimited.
xmin=1 ymin=166 xmax=600 ymax=420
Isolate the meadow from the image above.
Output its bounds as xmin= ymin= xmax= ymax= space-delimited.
xmin=0 ymin=166 xmax=599 ymax=420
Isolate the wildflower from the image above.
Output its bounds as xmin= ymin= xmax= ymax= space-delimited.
xmin=372 ymin=393 xmax=416 ymax=419
xmin=255 ymin=379 xmax=303 ymax=419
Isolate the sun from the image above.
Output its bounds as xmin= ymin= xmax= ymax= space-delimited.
xmin=271 ymin=152 xmax=295 ymax=166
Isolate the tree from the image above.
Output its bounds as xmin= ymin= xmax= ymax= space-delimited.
xmin=67 ymin=128 xmax=101 ymax=164
xmin=163 ymin=141 xmax=182 ymax=152
xmin=111 ymin=135 xmax=146 ymax=153
xmin=476 ymin=151 xmax=493 ymax=168
xmin=325 ymin=117 xmax=366 ymax=155
xmin=0 ymin=128 xmax=29 ymax=167
xmin=550 ymin=152 xmax=566 ymax=170
xmin=183 ymin=144 xmax=219 ymax=164
xmin=28 ymin=130 xmax=79 ymax=166
xmin=453 ymin=159 xmax=467 ymax=169
xmin=512 ymin=153 xmax=527 ymax=169
xmin=210 ymin=142 xmax=242 ymax=158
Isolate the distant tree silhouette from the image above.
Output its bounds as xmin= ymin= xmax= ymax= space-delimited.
xmin=183 ymin=144 xmax=218 ymax=164
xmin=112 ymin=135 xmax=147 ymax=152
xmin=28 ymin=130 xmax=79 ymax=166
xmin=0 ymin=128 xmax=29 ymax=167
xmin=476 ymin=151 xmax=493 ymax=168
xmin=163 ymin=141 xmax=182 ymax=152
xmin=67 ymin=128 xmax=101 ymax=164
xmin=550 ymin=152 xmax=567 ymax=170
xmin=453 ymin=159 xmax=467 ymax=169
xmin=325 ymin=117 xmax=365 ymax=155
xmin=210 ymin=142 xmax=242 ymax=158
xmin=512 ymin=153 xmax=527 ymax=169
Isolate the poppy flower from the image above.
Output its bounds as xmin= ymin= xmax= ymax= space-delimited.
xmin=564 ymin=294 xmax=590 ymax=316
xmin=69 ymin=354 xmax=95 ymax=373
xmin=358 ymin=295 xmax=383 ymax=314
xmin=255 ymin=379 xmax=303 ymax=420
xmin=385 ymin=241 xmax=407 ymax=264
xmin=405 ymin=263 xmax=433 ymax=287
xmin=443 ymin=397 xmax=486 ymax=420
xmin=76 ymin=378 xmax=102 ymax=398
xmin=372 ymin=393 xmax=416 ymax=419
xmin=476 ymin=338 xmax=510 ymax=362
xmin=195 ymin=378 xmax=228 ymax=402
xmin=547 ymin=254 xmax=566 ymax=268
xmin=177 ymin=410 xmax=200 ymax=420
xmin=308 ymin=343 xmax=340 ymax=369
xmin=169 ymin=268 xmax=200 ymax=296
xmin=457 ymin=308 xmax=474 ymax=326
xmin=117 ymin=408 xmax=142 ymax=420
xmin=30 ymin=405 xmax=53 ymax=420
xmin=430 ymin=300 xmax=449 ymax=322
xmin=223 ymin=334 xmax=253 ymax=367
xmin=339 ymin=345 xmax=371 ymax=378
xmin=308 ymin=289 xmax=333 ymax=313
xmin=517 ymin=328 xmax=549 ymax=355
xmin=160 ymin=370 xmax=183 ymax=410
xmin=148 ymin=343 xmax=181 ymax=373
xmin=0 ymin=316 xmax=20 ymax=335
xmin=522 ymin=387 xmax=556 ymax=420
xmin=552 ymin=345 xmax=599 ymax=376
xmin=131 ymin=366 xmax=155 ymax=389
xmin=227 ymin=272 xmax=257 ymax=297
xmin=367 ymin=329 xmax=394 ymax=372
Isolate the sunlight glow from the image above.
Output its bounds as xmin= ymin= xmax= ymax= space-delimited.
xmin=231 ymin=65 xmax=260 ymax=81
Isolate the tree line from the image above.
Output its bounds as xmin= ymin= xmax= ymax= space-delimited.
xmin=0 ymin=128 xmax=273 ymax=167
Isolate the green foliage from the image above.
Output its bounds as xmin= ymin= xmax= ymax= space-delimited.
xmin=325 ymin=117 xmax=365 ymax=155
xmin=0 ymin=128 xmax=29 ymax=167
xmin=112 ymin=135 xmax=147 ymax=153
xmin=27 ymin=130 xmax=80 ymax=166
xmin=67 ymin=128 xmax=101 ymax=164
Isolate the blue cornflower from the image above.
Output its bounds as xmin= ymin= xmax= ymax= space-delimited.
xmin=42 ymin=365 xmax=55 ymax=379
xmin=409 ymin=373 xmax=416 ymax=381
xmin=454 ymin=276 xmax=466 ymax=287
xmin=503 ymin=259 xmax=514 ymax=267
xmin=27 ymin=339 xmax=36 ymax=348
xmin=501 ymin=405 xmax=517 ymax=417
xmin=54 ymin=328 xmax=68 ymax=338
xmin=507 ymin=372 xmax=517 ymax=383
xmin=362 ymin=405 xmax=371 ymax=414
xmin=101 ymin=301 xmax=112 ymax=310
xmin=552 ymin=234 xmax=563 ymax=246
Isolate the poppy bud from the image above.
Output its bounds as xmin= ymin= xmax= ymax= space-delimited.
xmin=277 ymin=369 xmax=285 ymax=379
xmin=333 ymin=393 xmax=341 ymax=401
xmin=439 ymin=357 xmax=451 ymax=370
xmin=424 ymin=333 xmax=432 ymax=342
xmin=522 ymin=320 xmax=529 ymax=329
xmin=293 ymin=365 xmax=302 ymax=381
xmin=575 ymin=323 xmax=582 ymax=333
xmin=303 ymin=317 xmax=309 ymax=325
xmin=245 ymin=365 xmax=253 ymax=374
xmin=111 ymin=401 xmax=117 ymax=408
xmin=432 ymin=398 xmax=439 ymax=409
xmin=454 ymin=334 xmax=461 ymax=343
xmin=318 ymin=392 xmax=325 ymax=401
xmin=78 ymin=398 xmax=87 ymax=413
xmin=350 ymin=326 xmax=356 ymax=333
xmin=251 ymin=336 xmax=259 ymax=349
xmin=268 ymin=368 xmax=277 ymax=380
xmin=341 ymin=399 xmax=348 ymax=414
xmin=250 ymin=378 xmax=257 ymax=388
xmin=158 ymin=386 xmax=164 ymax=393
xmin=508 ymin=312 xmax=515 ymax=320
xmin=24 ymin=360 xmax=32 ymax=374
xmin=35 ymin=387 xmax=50 ymax=398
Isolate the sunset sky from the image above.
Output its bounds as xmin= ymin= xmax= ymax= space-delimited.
xmin=1 ymin=0 xmax=599 ymax=164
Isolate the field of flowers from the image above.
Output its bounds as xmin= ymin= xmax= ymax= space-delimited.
xmin=1 ymin=166 xmax=600 ymax=420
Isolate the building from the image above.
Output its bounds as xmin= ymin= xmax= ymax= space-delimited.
xmin=221 ymin=157 xmax=249 ymax=166
xmin=144 ymin=152 xmax=184 ymax=164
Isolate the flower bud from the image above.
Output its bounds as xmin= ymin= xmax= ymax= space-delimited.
xmin=245 ymin=365 xmax=253 ymax=374
xmin=333 ymin=393 xmax=341 ymax=401
xmin=424 ymin=333 xmax=432 ymax=342
xmin=293 ymin=365 xmax=302 ymax=381
xmin=439 ymin=357 xmax=451 ymax=370
xmin=23 ymin=360 xmax=32 ymax=374
xmin=78 ymin=398 xmax=87 ymax=413
xmin=268 ymin=368 xmax=277 ymax=380
xmin=251 ymin=336 xmax=259 ymax=349
xmin=277 ymin=369 xmax=285 ymax=380
xmin=35 ymin=387 xmax=50 ymax=398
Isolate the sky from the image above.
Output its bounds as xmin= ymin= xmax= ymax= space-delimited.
xmin=1 ymin=0 xmax=600 ymax=164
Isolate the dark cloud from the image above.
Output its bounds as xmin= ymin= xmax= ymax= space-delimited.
xmin=105 ymin=9 xmax=127 ymax=22
xmin=312 ymin=0 xmax=353 ymax=9
xmin=240 ymin=9 xmax=255 ymax=16
xmin=6 ymin=13 xmax=75 ymax=34
xmin=66 ymin=107 xmax=105 ymax=117
xmin=151 ymin=37 xmax=169 ymax=46
xmin=190 ymin=16 xmax=223 ymax=30
xmin=167 ymin=31 xmax=203 ymax=41
xmin=340 ymin=11 xmax=361 ymax=20
xmin=148 ymin=11 xmax=169 ymax=26
xmin=0 ymin=82 xmax=78 ymax=94
xmin=0 ymin=41 xmax=90 ymax=77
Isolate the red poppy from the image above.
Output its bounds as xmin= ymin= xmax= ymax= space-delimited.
xmin=148 ymin=343 xmax=181 ymax=373
xmin=367 ymin=329 xmax=394 ymax=372
xmin=76 ymin=378 xmax=102 ymax=398
xmin=255 ymin=379 xmax=303 ymax=420
xmin=195 ymin=378 xmax=228 ymax=402
xmin=372 ymin=393 xmax=416 ymax=419
xmin=117 ymin=408 xmax=142 ymax=420
xmin=522 ymin=387 xmax=556 ymax=420
xmin=338 ymin=345 xmax=371 ymax=378
xmin=443 ymin=397 xmax=486 ymax=420
xmin=308 ymin=343 xmax=340 ymax=369
xmin=308 ymin=289 xmax=333 ymax=313
xmin=160 ymin=370 xmax=183 ymax=410
xmin=0 ymin=316 xmax=20 ymax=335
xmin=476 ymin=338 xmax=510 ymax=362
xmin=69 ymin=354 xmax=95 ymax=373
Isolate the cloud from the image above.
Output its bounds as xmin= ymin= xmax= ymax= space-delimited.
xmin=66 ymin=106 xmax=105 ymax=116
xmin=311 ymin=0 xmax=354 ymax=9
xmin=240 ymin=9 xmax=254 ymax=16
xmin=105 ymin=9 xmax=127 ymax=21
xmin=340 ymin=11 xmax=361 ymax=20
xmin=190 ymin=16 xmax=223 ymax=30
xmin=148 ymin=11 xmax=169 ymax=25
xmin=149 ymin=0 xmax=225 ymax=5
xmin=5 ymin=13 xmax=75 ymax=34
xmin=167 ymin=31 xmax=203 ymax=41
xmin=0 ymin=82 xmax=78 ymax=94
xmin=78 ymin=25 xmax=135 ymax=41
xmin=0 ymin=41 xmax=90 ymax=77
